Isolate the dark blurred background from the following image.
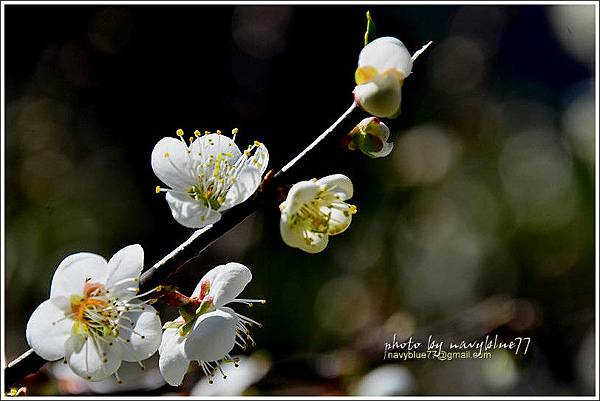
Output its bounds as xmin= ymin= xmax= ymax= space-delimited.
xmin=4 ymin=4 xmax=596 ymax=396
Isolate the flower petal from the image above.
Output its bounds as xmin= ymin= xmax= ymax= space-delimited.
xmin=353 ymin=72 xmax=402 ymax=118
xmin=316 ymin=174 xmax=354 ymax=201
xmin=189 ymin=133 xmax=242 ymax=178
xmin=368 ymin=141 xmax=394 ymax=158
xmin=358 ymin=36 xmax=413 ymax=78
xmin=26 ymin=299 xmax=73 ymax=361
xmin=281 ymin=180 xmax=320 ymax=215
xmin=119 ymin=304 xmax=162 ymax=362
xmin=279 ymin=220 xmax=305 ymax=249
xmin=221 ymin=143 xmax=269 ymax=210
xmin=158 ymin=328 xmax=189 ymax=386
xmin=105 ymin=244 xmax=143 ymax=297
xmin=190 ymin=133 xmax=242 ymax=160
xmin=361 ymin=117 xmax=391 ymax=142
xmin=65 ymin=335 xmax=122 ymax=381
xmin=192 ymin=262 xmax=252 ymax=307
xmin=165 ymin=191 xmax=222 ymax=228
xmin=280 ymin=221 xmax=329 ymax=253
xmin=355 ymin=65 xmax=379 ymax=85
xmin=327 ymin=206 xmax=354 ymax=235
xmin=151 ymin=137 xmax=195 ymax=190
xmin=50 ymin=253 xmax=108 ymax=298
xmin=183 ymin=309 xmax=237 ymax=362
xmin=299 ymin=231 xmax=329 ymax=254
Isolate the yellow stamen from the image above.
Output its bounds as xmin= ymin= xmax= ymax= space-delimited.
xmin=176 ymin=129 xmax=184 ymax=137
xmin=155 ymin=186 xmax=161 ymax=194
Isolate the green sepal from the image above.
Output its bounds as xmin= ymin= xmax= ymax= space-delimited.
xmin=178 ymin=305 xmax=197 ymax=323
xmin=178 ymin=320 xmax=195 ymax=337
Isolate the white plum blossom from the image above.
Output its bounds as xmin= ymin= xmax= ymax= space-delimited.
xmin=158 ymin=263 xmax=264 ymax=386
xmin=346 ymin=117 xmax=393 ymax=158
xmin=26 ymin=245 xmax=162 ymax=382
xmin=353 ymin=37 xmax=432 ymax=118
xmin=152 ymin=129 xmax=269 ymax=228
xmin=279 ymin=174 xmax=357 ymax=253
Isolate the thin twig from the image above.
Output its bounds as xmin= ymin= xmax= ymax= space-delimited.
xmin=3 ymin=102 xmax=359 ymax=390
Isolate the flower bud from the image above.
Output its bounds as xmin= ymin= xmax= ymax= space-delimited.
xmin=346 ymin=117 xmax=393 ymax=158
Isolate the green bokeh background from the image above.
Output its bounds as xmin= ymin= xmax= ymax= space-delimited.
xmin=4 ymin=4 xmax=596 ymax=396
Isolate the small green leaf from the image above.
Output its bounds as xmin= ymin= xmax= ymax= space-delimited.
xmin=364 ymin=10 xmax=376 ymax=46
xmin=178 ymin=320 xmax=195 ymax=337
xmin=178 ymin=305 xmax=196 ymax=323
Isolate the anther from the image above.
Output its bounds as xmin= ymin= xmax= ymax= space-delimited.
xmin=176 ymin=129 xmax=184 ymax=137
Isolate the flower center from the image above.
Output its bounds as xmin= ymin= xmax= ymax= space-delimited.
xmin=187 ymin=138 xmax=263 ymax=211
xmin=289 ymin=187 xmax=357 ymax=241
xmin=64 ymin=279 xmax=151 ymax=345
xmin=70 ymin=282 xmax=119 ymax=338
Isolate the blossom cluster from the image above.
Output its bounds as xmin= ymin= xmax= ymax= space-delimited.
xmin=23 ymin=13 xmax=430 ymax=391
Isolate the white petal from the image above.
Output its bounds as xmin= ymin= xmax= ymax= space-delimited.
xmin=50 ymin=253 xmax=108 ymax=298
xmin=360 ymin=117 xmax=391 ymax=142
xmin=119 ymin=305 xmax=162 ymax=362
xmin=280 ymin=220 xmax=329 ymax=253
xmin=192 ymin=262 xmax=252 ymax=307
xmin=151 ymin=137 xmax=195 ymax=190
xmin=369 ymin=141 xmax=394 ymax=158
xmin=359 ymin=36 xmax=413 ymax=77
xmin=105 ymin=244 xmax=143 ymax=297
xmin=165 ymin=191 xmax=222 ymax=228
xmin=189 ymin=134 xmax=242 ymax=178
xmin=279 ymin=220 xmax=305 ymax=249
xmin=327 ymin=206 xmax=354 ymax=235
xmin=158 ymin=329 xmax=189 ymax=386
xmin=183 ymin=309 xmax=237 ymax=362
xmin=316 ymin=174 xmax=354 ymax=201
xmin=65 ymin=335 xmax=122 ymax=381
xmin=353 ymin=72 xmax=402 ymax=118
xmin=298 ymin=231 xmax=329 ymax=254
xmin=282 ymin=180 xmax=320 ymax=215
xmin=190 ymin=133 xmax=241 ymax=161
xmin=221 ymin=143 xmax=269 ymax=210
xmin=26 ymin=299 xmax=73 ymax=361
